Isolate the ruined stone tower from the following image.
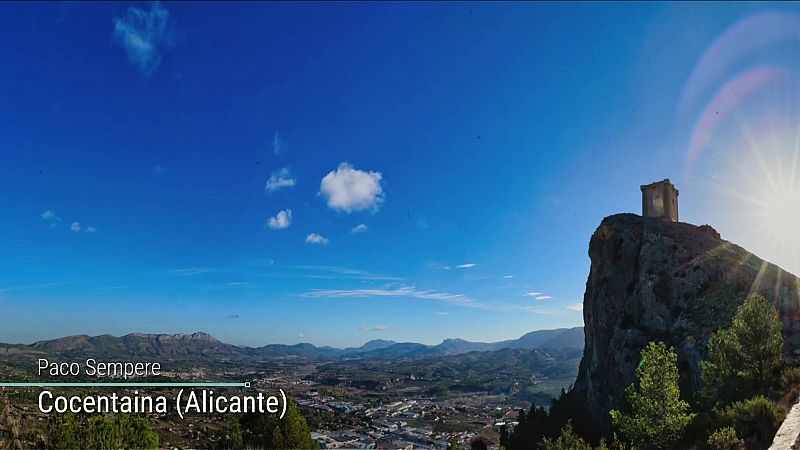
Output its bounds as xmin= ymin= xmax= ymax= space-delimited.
xmin=640 ymin=179 xmax=679 ymax=222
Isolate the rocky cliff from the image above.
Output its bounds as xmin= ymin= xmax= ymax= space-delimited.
xmin=573 ymin=214 xmax=800 ymax=430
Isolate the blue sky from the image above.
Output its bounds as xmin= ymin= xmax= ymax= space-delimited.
xmin=2 ymin=2 xmax=800 ymax=347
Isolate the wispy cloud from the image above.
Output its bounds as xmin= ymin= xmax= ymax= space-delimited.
xmin=525 ymin=292 xmax=544 ymax=297
xmin=456 ymin=263 xmax=476 ymax=269
xmin=272 ymin=131 xmax=284 ymax=155
xmin=283 ymin=265 xmax=402 ymax=281
xmin=167 ymin=268 xmax=222 ymax=277
xmin=301 ymin=285 xmax=471 ymax=305
xmin=70 ymin=222 xmax=81 ymax=232
xmin=305 ymin=233 xmax=330 ymax=245
xmin=533 ymin=295 xmax=553 ymax=301
xmin=86 ymin=226 xmax=97 ymax=233
xmin=567 ymin=303 xmax=583 ymax=311
xmin=94 ymin=286 xmax=126 ymax=291
xmin=301 ymin=284 xmax=570 ymax=316
xmin=359 ymin=325 xmax=389 ymax=332
xmin=265 ymin=167 xmax=296 ymax=192
xmin=113 ymin=2 xmax=174 ymax=76
xmin=502 ymin=275 xmax=514 ymax=279
xmin=519 ymin=305 xmax=571 ymax=315
xmin=0 ymin=282 xmax=78 ymax=294
xmin=266 ymin=209 xmax=292 ymax=230
xmin=351 ymin=224 xmax=368 ymax=234
xmin=320 ymin=163 xmax=384 ymax=213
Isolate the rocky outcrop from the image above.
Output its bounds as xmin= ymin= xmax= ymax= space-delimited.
xmin=573 ymin=214 xmax=800 ymax=430
xmin=768 ymin=397 xmax=800 ymax=450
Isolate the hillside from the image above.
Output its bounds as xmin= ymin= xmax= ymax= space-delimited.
xmin=573 ymin=214 xmax=800 ymax=431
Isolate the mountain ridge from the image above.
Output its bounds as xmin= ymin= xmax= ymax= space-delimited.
xmin=1 ymin=327 xmax=583 ymax=361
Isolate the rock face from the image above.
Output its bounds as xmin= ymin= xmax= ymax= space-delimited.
xmin=573 ymin=214 xmax=800 ymax=430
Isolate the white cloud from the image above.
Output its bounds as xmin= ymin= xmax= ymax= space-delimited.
xmin=273 ymin=131 xmax=284 ymax=155
xmin=456 ymin=263 xmax=476 ymax=269
xmin=525 ymin=292 xmax=544 ymax=297
xmin=305 ymin=233 xmax=330 ymax=245
xmin=113 ymin=2 xmax=174 ymax=76
xmin=435 ymin=312 xmax=449 ymax=316
xmin=298 ymin=333 xmax=305 ymax=338
xmin=41 ymin=209 xmax=59 ymax=221
xmin=351 ymin=224 xmax=368 ymax=234
xmin=502 ymin=275 xmax=514 ymax=279
xmin=152 ymin=165 xmax=167 ymax=176
xmin=70 ymin=222 xmax=81 ymax=232
xmin=319 ymin=163 xmax=384 ymax=213
xmin=86 ymin=226 xmax=97 ymax=233
xmin=265 ymin=167 xmax=296 ymax=192
xmin=567 ymin=303 xmax=584 ymax=311
xmin=534 ymin=295 xmax=553 ymax=301
xmin=266 ymin=209 xmax=292 ymax=229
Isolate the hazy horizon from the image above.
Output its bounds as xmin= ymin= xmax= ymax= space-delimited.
xmin=2 ymin=325 xmax=583 ymax=349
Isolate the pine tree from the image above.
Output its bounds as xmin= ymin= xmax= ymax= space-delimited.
xmin=240 ymin=395 xmax=316 ymax=449
xmin=610 ymin=341 xmax=695 ymax=450
xmin=701 ymin=295 xmax=783 ymax=405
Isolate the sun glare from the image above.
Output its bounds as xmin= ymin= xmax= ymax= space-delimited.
xmin=723 ymin=133 xmax=800 ymax=275
xmin=756 ymin=183 xmax=800 ymax=248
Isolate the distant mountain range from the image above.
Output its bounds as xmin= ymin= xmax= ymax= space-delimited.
xmin=0 ymin=327 xmax=583 ymax=362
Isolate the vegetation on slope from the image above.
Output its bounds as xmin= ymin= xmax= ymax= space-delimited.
xmin=502 ymin=295 xmax=796 ymax=450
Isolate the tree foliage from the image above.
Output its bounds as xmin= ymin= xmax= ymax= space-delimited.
xmin=469 ymin=437 xmax=488 ymax=450
xmin=538 ymin=422 xmax=594 ymax=450
xmin=701 ymin=295 xmax=783 ymax=405
xmin=610 ymin=341 xmax=695 ymax=450
xmin=54 ymin=413 xmax=158 ymax=450
xmin=502 ymin=385 xmax=599 ymax=450
xmin=239 ymin=396 xmax=316 ymax=449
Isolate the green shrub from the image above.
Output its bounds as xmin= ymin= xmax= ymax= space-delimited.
xmin=780 ymin=366 xmax=800 ymax=390
xmin=707 ymin=427 xmax=744 ymax=450
xmin=718 ymin=396 xmax=783 ymax=447
xmin=538 ymin=422 xmax=593 ymax=450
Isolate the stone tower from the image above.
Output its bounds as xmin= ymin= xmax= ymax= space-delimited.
xmin=640 ymin=179 xmax=679 ymax=222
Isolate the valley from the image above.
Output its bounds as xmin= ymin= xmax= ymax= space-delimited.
xmin=0 ymin=328 xmax=583 ymax=449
